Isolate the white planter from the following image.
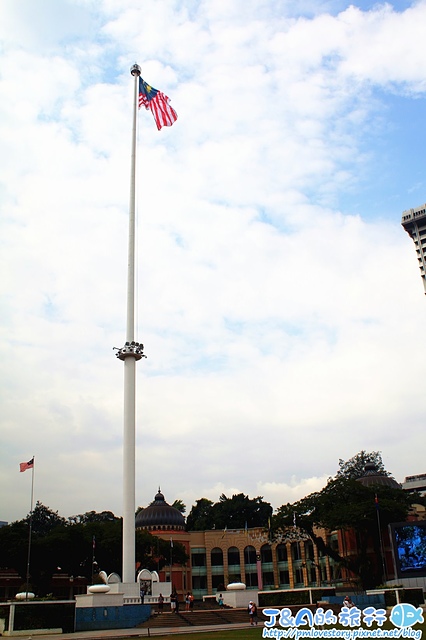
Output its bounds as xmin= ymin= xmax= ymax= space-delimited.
xmin=226 ymin=582 xmax=246 ymax=590
xmin=88 ymin=584 xmax=111 ymax=594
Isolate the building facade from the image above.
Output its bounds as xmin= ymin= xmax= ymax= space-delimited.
xmin=187 ymin=527 xmax=341 ymax=600
xmin=402 ymin=474 xmax=426 ymax=496
xmin=136 ymin=490 xmax=340 ymax=600
xmin=401 ymin=203 xmax=426 ymax=294
xmin=135 ymin=489 xmax=191 ymax=596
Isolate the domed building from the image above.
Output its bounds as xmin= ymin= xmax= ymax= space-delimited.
xmin=135 ymin=489 xmax=344 ymax=601
xmin=356 ymin=462 xmax=402 ymax=490
xmin=336 ymin=463 xmax=405 ymax=588
xmin=135 ymin=489 xmax=190 ymax=597
xmin=134 ymin=472 xmax=415 ymax=601
xmin=136 ymin=489 xmax=186 ymax=531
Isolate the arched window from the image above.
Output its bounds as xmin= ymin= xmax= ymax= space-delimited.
xmin=291 ymin=541 xmax=302 ymax=561
xmin=261 ymin=544 xmax=272 ymax=563
xmin=244 ymin=546 xmax=258 ymax=588
xmin=191 ymin=548 xmax=206 ymax=567
xmin=304 ymin=541 xmax=314 ymax=561
xmin=227 ymin=546 xmax=240 ymax=566
xmin=277 ymin=543 xmax=288 ymax=562
xmin=244 ymin=545 xmax=257 ymax=565
xmin=211 ymin=547 xmax=223 ymax=566
xmin=227 ymin=546 xmax=241 ymax=584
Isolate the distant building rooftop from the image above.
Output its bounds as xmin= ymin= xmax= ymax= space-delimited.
xmin=402 ymin=473 xmax=426 ymax=494
xmin=401 ymin=203 xmax=426 ymax=294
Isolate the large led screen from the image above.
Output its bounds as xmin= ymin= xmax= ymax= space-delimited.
xmin=389 ymin=521 xmax=426 ymax=579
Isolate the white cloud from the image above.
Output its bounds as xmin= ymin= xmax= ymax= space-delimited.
xmin=1 ymin=0 xmax=426 ymax=524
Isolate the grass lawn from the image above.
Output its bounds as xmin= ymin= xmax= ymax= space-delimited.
xmin=147 ymin=630 xmax=260 ymax=639
xmin=144 ymin=620 xmax=426 ymax=639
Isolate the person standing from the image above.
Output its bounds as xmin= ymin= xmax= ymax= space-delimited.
xmin=218 ymin=593 xmax=224 ymax=607
xmin=170 ymin=592 xmax=177 ymax=613
xmin=343 ymin=596 xmax=355 ymax=609
xmin=248 ymin=600 xmax=258 ymax=625
xmin=158 ymin=593 xmax=164 ymax=614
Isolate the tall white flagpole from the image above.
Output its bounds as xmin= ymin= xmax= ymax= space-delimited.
xmin=25 ymin=457 xmax=35 ymax=599
xmin=114 ymin=63 xmax=145 ymax=587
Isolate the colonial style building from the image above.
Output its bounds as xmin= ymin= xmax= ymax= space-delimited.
xmin=135 ymin=489 xmax=191 ymax=595
xmin=136 ymin=489 xmax=341 ymax=599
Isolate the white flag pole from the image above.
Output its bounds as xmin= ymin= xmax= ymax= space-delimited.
xmin=114 ymin=64 xmax=146 ymax=587
xmin=25 ymin=457 xmax=35 ymax=599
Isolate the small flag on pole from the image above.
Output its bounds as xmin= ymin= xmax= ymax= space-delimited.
xmin=293 ymin=512 xmax=297 ymax=528
xmin=139 ymin=77 xmax=178 ymax=130
xmin=375 ymin=494 xmax=379 ymax=510
xmin=170 ymin=537 xmax=173 ymax=548
xmin=20 ymin=458 xmax=34 ymax=473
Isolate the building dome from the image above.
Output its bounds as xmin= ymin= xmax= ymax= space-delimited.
xmin=356 ymin=463 xmax=402 ymax=489
xmin=135 ymin=489 xmax=185 ymax=531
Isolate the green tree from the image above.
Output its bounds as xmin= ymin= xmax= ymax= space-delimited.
xmin=0 ymin=520 xmax=29 ymax=579
xmin=335 ymin=450 xmax=389 ymax=480
xmin=171 ymin=499 xmax=186 ymax=514
xmin=273 ymin=453 xmax=412 ymax=590
xmin=0 ymin=502 xmax=69 ymax=594
xmin=213 ymin=493 xmax=272 ymax=529
xmin=24 ymin=501 xmax=67 ymax=536
xmin=68 ymin=510 xmax=119 ymax=524
xmin=138 ymin=534 xmax=188 ymax=572
xmin=0 ymin=504 xmax=189 ymax=595
xmin=186 ymin=494 xmax=272 ymax=531
xmin=186 ymin=498 xmax=214 ymax=531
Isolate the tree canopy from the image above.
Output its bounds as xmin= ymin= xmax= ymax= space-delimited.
xmin=272 ymin=451 xmax=413 ymax=589
xmin=186 ymin=493 xmax=272 ymax=530
xmin=171 ymin=499 xmax=186 ymax=514
xmin=335 ymin=450 xmax=390 ymax=480
xmin=1 ymin=456 xmax=418 ymax=595
xmin=0 ymin=504 xmax=187 ymax=596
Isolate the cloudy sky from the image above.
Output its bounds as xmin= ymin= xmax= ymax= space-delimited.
xmin=1 ymin=0 xmax=426 ymax=524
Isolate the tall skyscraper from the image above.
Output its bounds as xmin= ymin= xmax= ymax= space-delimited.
xmin=401 ymin=203 xmax=426 ymax=294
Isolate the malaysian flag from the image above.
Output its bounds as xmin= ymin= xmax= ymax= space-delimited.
xmin=20 ymin=457 xmax=34 ymax=473
xmin=139 ymin=78 xmax=178 ymax=130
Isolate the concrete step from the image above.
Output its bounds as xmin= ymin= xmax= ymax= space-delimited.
xmin=138 ymin=607 xmax=258 ymax=629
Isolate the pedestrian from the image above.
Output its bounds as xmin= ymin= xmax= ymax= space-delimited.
xmin=170 ymin=592 xmax=176 ymax=613
xmin=248 ymin=600 xmax=258 ymax=625
xmin=252 ymin=601 xmax=258 ymax=625
xmin=158 ymin=593 xmax=164 ymax=614
xmin=189 ymin=592 xmax=194 ymax=612
xmin=185 ymin=592 xmax=190 ymax=611
xmin=218 ymin=593 xmax=224 ymax=607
